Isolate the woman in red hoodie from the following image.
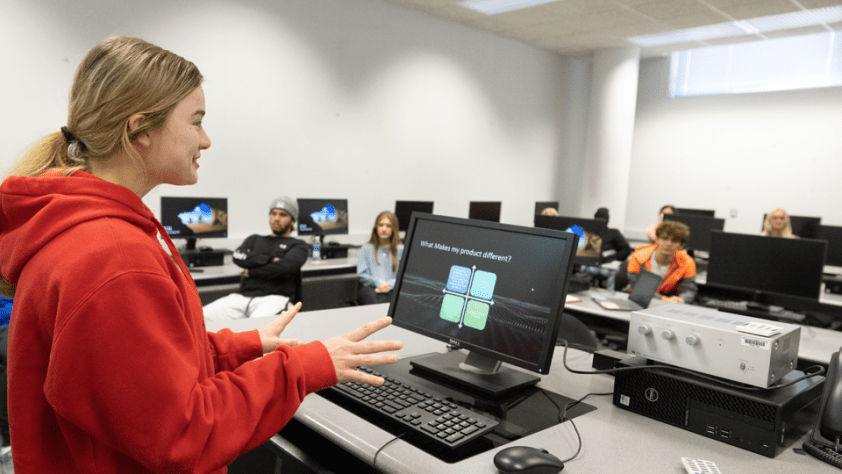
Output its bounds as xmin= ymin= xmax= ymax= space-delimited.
xmin=0 ymin=36 xmax=401 ymax=474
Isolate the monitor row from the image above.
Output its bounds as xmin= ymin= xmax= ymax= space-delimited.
xmin=534 ymin=213 xmax=836 ymax=303
xmin=157 ymin=197 xmax=511 ymax=241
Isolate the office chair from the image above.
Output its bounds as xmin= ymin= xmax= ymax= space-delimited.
xmin=557 ymin=313 xmax=601 ymax=352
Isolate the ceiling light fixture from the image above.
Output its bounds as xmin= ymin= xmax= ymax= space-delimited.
xmin=459 ymin=0 xmax=559 ymax=16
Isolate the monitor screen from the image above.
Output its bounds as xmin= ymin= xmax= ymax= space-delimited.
xmin=761 ymin=214 xmax=821 ymax=239
xmin=534 ymin=201 xmax=559 ymax=215
xmin=707 ymin=231 xmax=827 ymax=300
xmin=663 ymin=214 xmax=725 ymax=253
xmin=676 ymin=207 xmax=715 ymax=216
xmin=160 ymin=197 xmax=227 ymax=250
xmin=468 ymin=201 xmax=501 ymax=222
xmin=817 ymin=225 xmax=842 ymax=267
xmin=388 ymin=214 xmax=578 ymax=397
xmin=533 ymin=215 xmax=606 ymax=267
xmin=297 ymin=198 xmax=349 ymax=236
xmin=394 ymin=201 xmax=434 ymax=232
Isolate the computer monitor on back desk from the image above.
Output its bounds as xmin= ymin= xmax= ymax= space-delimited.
xmin=663 ymin=214 xmax=725 ymax=253
xmin=707 ymin=231 xmax=827 ymax=301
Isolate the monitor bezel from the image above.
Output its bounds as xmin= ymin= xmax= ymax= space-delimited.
xmin=534 ymin=201 xmax=559 ymax=215
xmin=818 ymin=224 xmax=842 ymax=267
xmin=394 ymin=200 xmax=435 ymax=232
xmin=707 ymin=231 xmax=827 ymax=300
xmin=675 ymin=207 xmax=716 ymax=217
xmin=468 ymin=201 xmax=502 ymax=222
xmin=533 ymin=214 xmax=606 ymax=267
xmin=160 ymin=196 xmax=228 ymax=240
xmin=663 ymin=214 xmax=725 ymax=253
xmin=296 ymin=198 xmax=349 ymax=236
xmin=388 ymin=212 xmax=579 ymax=375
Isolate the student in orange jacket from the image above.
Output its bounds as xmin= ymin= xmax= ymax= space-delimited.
xmin=628 ymin=220 xmax=697 ymax=304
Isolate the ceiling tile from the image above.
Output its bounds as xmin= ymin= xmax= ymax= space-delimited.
xmin=794 ymin=0 xmax=842 ymax=8
xmin=714 ymin=0 xmax=802 ymax=20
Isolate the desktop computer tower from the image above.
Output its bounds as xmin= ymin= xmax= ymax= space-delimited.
xmin=612 ymin=356 xmax=824 ymax=458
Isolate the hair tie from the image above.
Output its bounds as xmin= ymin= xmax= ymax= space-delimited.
xmin=60 ymin=126 xmax=88 ymax=158
xmin=60 ymin=126 xmax=76 ymax=143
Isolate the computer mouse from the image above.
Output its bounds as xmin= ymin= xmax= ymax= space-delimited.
xmin=493 ymin=446 xmax=564 ymax=474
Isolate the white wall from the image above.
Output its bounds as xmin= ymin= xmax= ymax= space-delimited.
xmin=627 ymin=56 xmax=842 ymax=239
xmin=0 ymin=0 xmax=582 ymax=245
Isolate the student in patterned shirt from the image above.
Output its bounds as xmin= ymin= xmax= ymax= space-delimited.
xmin=357 ymin=211 xmax=404 ymax=305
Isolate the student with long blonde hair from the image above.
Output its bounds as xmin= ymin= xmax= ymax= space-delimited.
xmin=762 ymin=208 xmax=797 ymax=238
xmin=357 ymin=211 xmax=404 ymax=305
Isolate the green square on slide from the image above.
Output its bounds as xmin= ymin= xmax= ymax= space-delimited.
xmin=464 ymin=300 xmax=490 ymax=330
xmin=440 ymin=294 xmax=464 ymax=323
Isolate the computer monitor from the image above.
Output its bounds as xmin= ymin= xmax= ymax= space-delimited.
xmin=534 ymin=201 xmax=559 ymax=215
xmin=394 ymin=201 xmax=434 ymax=232
xmin=297 ymin=198 xmax=349 ymax=240
xmin=663 ymin=214 xmax=725 ymax=253
xmin=160 ymin=197 xmax=228 ymax=251
xmin=389 ymin=213 xmax=578 ymax=398
xmin=761 ymin=214 xmax=821 ymax=239
xmin=817 ymin=225 xmax=842 ymax=267
xmin=468 ymin=201 xmax=501 ymax=222
xmin=707 ymin=231 xmax=827 ymax=300
xmin=533 ymin=215 xmax=606 ymax=267
xmin=676 ymin=207 xmax=715 ymax=216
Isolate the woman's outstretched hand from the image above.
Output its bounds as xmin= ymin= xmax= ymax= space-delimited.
xmin=322 ymin=317 xmax=402 ymax=385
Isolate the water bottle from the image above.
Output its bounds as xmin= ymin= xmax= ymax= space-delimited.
xmin=312 ymin=238 xmax=321 ymax=260
xmin=606 ymin=270 xmax=616 ymax=292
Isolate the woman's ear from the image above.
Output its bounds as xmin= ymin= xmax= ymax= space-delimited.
xmin=127 ymin=113 xmax=150 ymax=147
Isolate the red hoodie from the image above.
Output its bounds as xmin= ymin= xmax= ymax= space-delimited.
xmin=0 ymin=171 xmax=337 ymax=473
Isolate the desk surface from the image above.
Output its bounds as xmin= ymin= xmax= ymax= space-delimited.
xmin=207 ymin=305 xmax=837 ymax=473
xmin=190 ymin=257 xmax=357 ymax=282
xmin=566 ymin=288 xmax=842 ymax=366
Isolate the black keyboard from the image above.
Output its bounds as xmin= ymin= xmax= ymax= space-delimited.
xmin=323 ymin=366 xmax=499 ymax=449
xmin=700 ymin=298 xmax=807 ymax=324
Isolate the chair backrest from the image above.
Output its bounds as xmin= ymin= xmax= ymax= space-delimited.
xmin=557 ymin=313 xmax=601 ymax=352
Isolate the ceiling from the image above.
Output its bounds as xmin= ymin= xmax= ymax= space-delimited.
xmin=379 ymin=0 xmax=842 ymax=58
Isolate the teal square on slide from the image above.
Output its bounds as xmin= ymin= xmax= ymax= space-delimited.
xmin=440 ymin=294 xmax=465 ymax=323
xmin=470 ymin=270 xmax=497 ymax=300
xmin=464 ymin=300 xmax=489 ymax=330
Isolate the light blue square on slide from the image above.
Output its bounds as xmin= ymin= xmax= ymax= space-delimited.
xmin=470 ymin=270 xmax=497 ymax=300
xmin=446 ymin=265 xmax=471 ymax=294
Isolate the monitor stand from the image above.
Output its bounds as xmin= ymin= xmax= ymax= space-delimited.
xmin=409 ymin=350 xmax=539 ymax=400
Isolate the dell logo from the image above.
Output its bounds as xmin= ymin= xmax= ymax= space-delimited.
xmin=645 ymin=388 xmax=659 ymax=402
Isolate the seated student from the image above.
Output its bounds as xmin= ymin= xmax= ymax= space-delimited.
xmin=594 ymin=207 xmax=631 ymax=263
xmin=203 ymin=197 xmax=310 ymax=320
xmin=628 ymin=220 xmax=697 ymax=304
xmin=540 ymin=207 xmax=559 ymax=216
xmin=646 ymin=204 xmax=677 ymax=242
xmin=762 ymin=208 xmax=797 ymax=238
xmin=357 ymin=211 xmax=404 ymax=305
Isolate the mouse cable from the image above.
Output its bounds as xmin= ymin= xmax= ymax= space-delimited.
xmin=540 ymin=389 xmax=612 ymax=464
xmin=556 ymin=338 xmax=825 ymax=392
xmin=372 ymin=432 xmax=406 ymax=470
